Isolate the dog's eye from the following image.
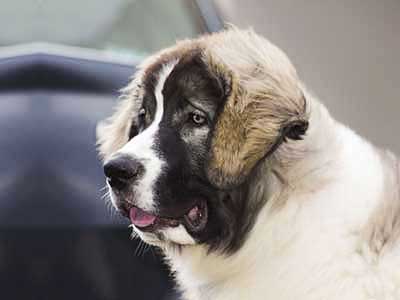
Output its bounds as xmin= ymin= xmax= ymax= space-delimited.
xmin=136 ymin=108 xmax=147 ymax=133
xmin=138 ymin=108 xmax=146 ymax=119
xmin=190 ymin=111 xmax=207 ymax=126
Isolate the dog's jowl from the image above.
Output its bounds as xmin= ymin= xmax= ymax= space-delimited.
xmin=97 ymin=28 xmax=400 ymax=300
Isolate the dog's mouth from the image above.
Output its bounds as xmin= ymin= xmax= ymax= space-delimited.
xmin=121 ymin=201 xmax=208 ymax=233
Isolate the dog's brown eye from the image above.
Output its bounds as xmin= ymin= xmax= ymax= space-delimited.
xmin=138 ymin=108 xmax=146 ymax=127
xmin=138 ymin=108 xmax=146 ymax=119
xmin=190 ymin=112 xmax=206 ymax=126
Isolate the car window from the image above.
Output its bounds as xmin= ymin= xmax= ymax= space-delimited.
xmin=0 ymin=0 xmax=205 ymax=61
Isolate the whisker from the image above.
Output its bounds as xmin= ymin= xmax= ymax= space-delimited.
xmin=143 ymin=243 xmax=153 ymax=256
xmin=101 ymin=190 xmax=110 ymax=200
xmin=135 ymin=240 xmax=145 ymax=257
xmin=100 ymin=184 xmax=109 ymax=192
xmin=129 ymin=227 xmax=138 ymax=239
xmin=101 ymin=191 xmax=119 ymax=221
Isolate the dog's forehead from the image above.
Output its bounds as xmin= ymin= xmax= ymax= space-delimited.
xmin=135 ymin=49 xmax=225 ymax=119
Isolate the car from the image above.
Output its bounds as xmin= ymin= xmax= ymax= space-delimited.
xmin=0 ymin=1 xmax=222 ymax=299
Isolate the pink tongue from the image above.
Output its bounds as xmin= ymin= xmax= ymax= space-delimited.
xmin=129 ymin=207 xmax=157 ymax=228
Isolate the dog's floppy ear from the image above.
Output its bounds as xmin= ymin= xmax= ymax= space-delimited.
xmin=205 ymin=54 xmax=308 ymax=190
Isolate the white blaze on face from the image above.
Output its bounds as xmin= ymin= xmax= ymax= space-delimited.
xmin=117 ymin=61 xmax=178 ymax=212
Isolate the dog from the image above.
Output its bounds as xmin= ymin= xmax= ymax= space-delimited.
xmin=96 ymin=28 xmax=400 ymax=300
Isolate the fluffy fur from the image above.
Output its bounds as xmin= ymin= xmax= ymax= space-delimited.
xmin=97 ymin=28 xmax=400 ymax=300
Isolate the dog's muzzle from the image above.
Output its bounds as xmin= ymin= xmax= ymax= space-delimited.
xmin=103 ymin=154 xmax=208 ymax=234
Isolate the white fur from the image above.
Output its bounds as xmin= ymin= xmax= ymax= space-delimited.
xmin=117 ymin=61 xmax=178 ymax=212
xmin=164 ymin=95 xmax=400 ymax=300
xmin=163 ymin=225 xmax=196 ymax=245
xmin=132 ymin=225 xmax=195 ymax=247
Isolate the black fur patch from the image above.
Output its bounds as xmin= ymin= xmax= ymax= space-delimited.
xmin=132 ymin=52 xmax=268 ymax=253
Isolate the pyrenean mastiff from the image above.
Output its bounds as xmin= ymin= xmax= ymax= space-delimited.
xmin=97 ymin=28 xmax=400 ymax=300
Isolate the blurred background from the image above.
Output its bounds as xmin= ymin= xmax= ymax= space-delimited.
xmin=215 ymin=0 xmax=400 ymax=153
xmin=0 ymin=0 xmax=398 ymax=299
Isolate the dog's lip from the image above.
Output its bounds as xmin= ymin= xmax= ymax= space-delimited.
xmin=118 ymin=201 xmax=208 ymax=232
xmin=128 ymin=206 xmax=180 ymax=230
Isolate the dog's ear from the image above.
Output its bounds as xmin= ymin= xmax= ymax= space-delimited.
xmin=205 ymin=56 xmax=308 ymax=189
xmin=96 ymin=97 xmax=135 ymax=162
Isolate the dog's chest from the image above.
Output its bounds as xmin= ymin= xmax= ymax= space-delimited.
xmin=175 ymin=274 xmax=266 ymax=300
xmin=166 ymin=246 xmax=292 ymax=300
xmin=165 ymin=223 xmax=400 ymax=300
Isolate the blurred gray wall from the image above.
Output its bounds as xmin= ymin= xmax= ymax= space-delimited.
xmin=215 ymin=0 xmax=400 ymax=153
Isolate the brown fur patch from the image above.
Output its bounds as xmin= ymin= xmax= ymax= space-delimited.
xmin=201 ymin=29 xmax=308 ymax=188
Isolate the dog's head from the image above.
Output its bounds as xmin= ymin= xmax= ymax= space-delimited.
xmin=97 ymin=28 xmax=308 ymax=253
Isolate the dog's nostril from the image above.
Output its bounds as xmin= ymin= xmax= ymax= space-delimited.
xmin=103 ymin=155 xmax=143 ymax=189
xmin=104 ymin=164 xmax=137 ymax=180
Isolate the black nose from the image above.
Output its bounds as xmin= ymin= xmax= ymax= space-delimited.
xmin=103 ymin=155 xmax=143 ymax=190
